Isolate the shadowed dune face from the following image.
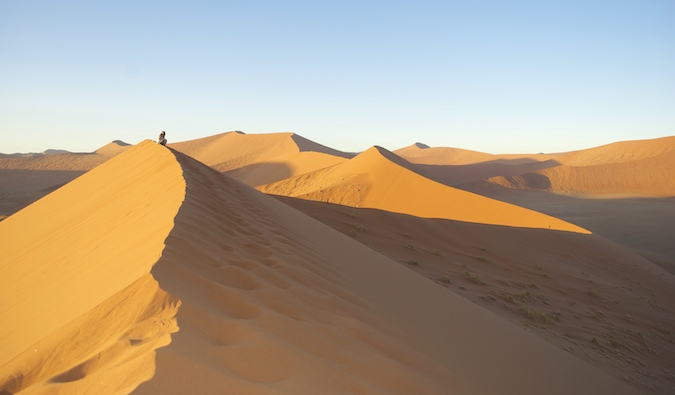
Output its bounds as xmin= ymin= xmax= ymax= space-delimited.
xmin=487 ymin=150 xmax=675 ymax=197
xmin=396 ymin=136 xmax=675 ymax=197
xmin=276 ymin=196 xmax=675 ymax=395
xmin=135 ymin=151 xmax=458 ymax=394
xmin=132 ymin=149 xmax=639 ymax=395
xmin=171 ymin=131 xmax=351 ymax=187
xmin=411 ymin=159 xmax=561 ymax=186
xmin=2 ymin=132 xmax=672 ymax=394
xmin=392 ymin=137 xmax=675 ymax=272
xmin=0 ymin=142 xmax=131 ymax=219
xmin=460 ymin=182 xmax=675 ymax=274
xmin=0 ymin=141 xmax=185 ymax=394
xmin=557 ymin=136 xmax=675 ymax=166
xmin=259 ymin=146 xmax=588 ymax=233
xmin=394 ymin=144 xmax=557 ymax=165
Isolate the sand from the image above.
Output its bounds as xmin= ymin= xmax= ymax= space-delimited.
xmin=277 ymin=196 xmax=675 ymax=394
xmin=170 ymin=131 xmax=351 ymax=187
xmin=0 ymin=140 xmax=645 ymax=394
xmin=395 ymin=136 xmax=675 ymax=274
xmin=0 ymin=141 xmax=130 ymax=218
xmin=259 ymin=145 xmax=587 ymax=233
xmin=0 ymin=141 xmax=184 ymax=393
xmin=1 ymin=132 xmax=673 ymax=394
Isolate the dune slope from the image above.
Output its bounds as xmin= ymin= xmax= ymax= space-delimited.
xmin=0 ymin=141 xmax=185 ymax=393
xmin=0 ymin=141 xmax=131 ymax=218
xmin=170 ymin=131 xmax=350 ymax=186
xmin=1 ymin=140 xmax=642 ymax=394
xmin=134 ymin=148 xmax=637 ymax=394
xmin=260 ymin=146 xmax=588 ymax=233
xmin=276 ymin=196 xmax=675 ymax=395
xmin=394 ymin=143 xmax=559 ymax=166
xmin=487 ymin=136 xmax=675 ymax=196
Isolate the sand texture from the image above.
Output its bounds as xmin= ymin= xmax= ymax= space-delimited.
xmin=2 ymin=132 xmax=673 ymax=394
xmin=278 ymin=196 xmax=675 ymax=394
xmin=0 ymin=141 xmax=184 ymax=393
xmin=259 ymin=145 xmax=588 ymax=233
xmin=0 ymin=141 xmax=130 ymax=219
xmin=0 ymin=140 xmax=648 ymax=394
xmin=170 ymin=131 xmax=351 ymax=187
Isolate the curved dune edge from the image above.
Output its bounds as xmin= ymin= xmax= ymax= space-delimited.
xmin=171 ymin=131 xmax=351 ymax=187
xmin=0 ymin=141 xmax=185 ymax=393
xmin=133 ymin=149 xmax=637 ymax=395
xmin=260 ymin=146 xmax=589 ymax=234
xmin=170 ymin=131 xmax=350 ymax=170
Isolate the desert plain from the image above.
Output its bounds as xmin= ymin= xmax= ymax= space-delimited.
xmin=1 ymin=131 xmax=674 ymax=394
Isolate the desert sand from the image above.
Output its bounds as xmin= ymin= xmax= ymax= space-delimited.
xmin=170 ymin=131 xmax=352 ymax=187
xmin=394 ymin=137 xmax=675 ymax=274
xmin=0 ymin=140 xmax=130 ymax=219
xmin=1 ymin=132 xmax=674 ymax=394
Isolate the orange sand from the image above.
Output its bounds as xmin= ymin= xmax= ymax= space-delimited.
xmin=0 ymin=140 xmax=643 ymax=394
xmin=0 ymin=141 xmax=131 ymax=218
xmin=259 ymin=146 xmax=588 ymax=233
xmin=171 ymin=131 xmax=351 ymax=186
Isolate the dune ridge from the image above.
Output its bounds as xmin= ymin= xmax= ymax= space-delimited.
xmin=394 ymin=143 xmax=558 ymax=166
xmin=0 ymin=141 xmax=185 ymax=393
xmin=395 ymin=136 xmax=675 ymax=197
xmin=170 ymin=131 xmax=351 ymax=187
xmin=134 ymin=147 xmax=638 ymax=394
xmin=0 ymin=141 xmax=131 ymax=218
xmin=276 ymin=196 xmax=675 ymax=394
xmin=557 ymin=136 xmax=675 ymax=166
xmin=260 ymin=145 xmax=588 ymax=233
xmin=488 ymin=149 xmax=675 ymax=197
xmin=1 ymin=132 xmax=670 ymax=394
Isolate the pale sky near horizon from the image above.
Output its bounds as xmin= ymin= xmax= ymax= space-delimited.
xmin=1 ymin=1 xmax=673 ymax=154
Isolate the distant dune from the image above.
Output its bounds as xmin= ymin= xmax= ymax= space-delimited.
xmin=170 ymin=131 xmax=351 ymax=186
xmin=277 ymin=195 xmax=675 ymax=395
xmin=0 ymin=141 xmax=644 ymax=394
xmin=1 ymin=132 xmax=674 ymax=394
xmin=260 ymin=145 xmax=588 ymax=232
xmin=0 ymin=140 xmax=131 ymax=218
xmin=394 ymin=142 xmax=559 ymax=166
xmin=476 ymin=137 xmax=675 ymax=197
xmin=396 ymin=136 xmax=675 ymax=197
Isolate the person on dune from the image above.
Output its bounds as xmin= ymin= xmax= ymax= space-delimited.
xmin=158 ymin=131 xmax=167 ymax=146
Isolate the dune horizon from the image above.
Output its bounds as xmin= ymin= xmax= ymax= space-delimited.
xmin=1 ymin=140 xmax=655 ymax=394
xmin=1 ymin=132 xmax=673 ymax=394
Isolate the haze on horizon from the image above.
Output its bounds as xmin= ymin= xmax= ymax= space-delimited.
xmin=1 ymin=1 xmax=673 ymax=154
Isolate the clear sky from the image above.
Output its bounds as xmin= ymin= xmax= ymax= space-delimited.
xmin=1 ymin=1 xmax=673 ymax=154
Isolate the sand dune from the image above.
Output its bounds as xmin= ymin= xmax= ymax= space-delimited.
xmin=277 ymin=196 xmax=675 ymax=394
xmin=477 ymin=137 xmax=675 ymax=196
xmin=0 ymin=141 xmax=185 ymax=393
xmin=396 ymin=136 xmax=675 ymax=197
xmin=0 ymin=140 xmax=131 ymax=218
xmin=260 ymin=145 xmax=588 ymax=233
xmin=394 ymin=142 xmax=558 ymax=166
xmin=170 ymin=131 xmax=351 ymax=186
xmin=0 ymin=141 xmax=641 ymax=394
xmin=557 ymin=136 xmax=675 ymax=166
xmin=392 ymin=137 xmax=675 ymax=271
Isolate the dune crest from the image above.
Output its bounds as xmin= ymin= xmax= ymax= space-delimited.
xmin=0 ymin=138 xmax=643 ymax=394
xmin=260 ymin=146 xmax=588 ymax=233
xmin=171 ymin=131 xmax=351 ymax=187
xmin=134 ymin=148 xmax=637 ymax=394
xmin=488 ymin=147 xmax=675 ymax=196
xmin=557 ymin=136 xmax=675 ymax=166
xmin=0 ymin=141 xmax=185 ymax=393
xmin=0 ymin=141 xmax=133 ymax=218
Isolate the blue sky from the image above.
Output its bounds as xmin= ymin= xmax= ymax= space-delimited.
xmin=1 ymin=1 xmax=673 ymax=154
